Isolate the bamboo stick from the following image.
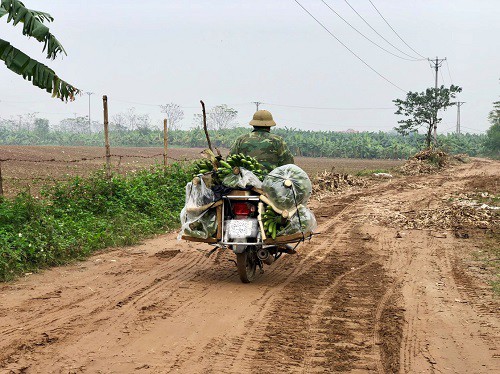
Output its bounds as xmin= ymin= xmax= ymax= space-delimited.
xmin=163 ymin=118 xmax=168 ymax=167
xmin=257 ymin=202 xmax=267 ymax=240
xmin=103 ymin=95 xmax=111 ymax=179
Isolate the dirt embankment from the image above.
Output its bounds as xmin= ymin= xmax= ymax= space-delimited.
xmin=0 ymin=158 xmax=498 ymax=373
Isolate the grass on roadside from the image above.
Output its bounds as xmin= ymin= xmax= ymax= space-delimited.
xmin=0 ymin=163 xmax=192 ymax=281
xmin=477 ymin=232 xmax=500 ymax=295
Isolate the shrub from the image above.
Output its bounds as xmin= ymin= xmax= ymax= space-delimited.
xmin=0 ymin=164 xmax=191 ymax=281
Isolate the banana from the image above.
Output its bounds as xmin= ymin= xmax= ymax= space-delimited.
xmin=220 ymin=161 xmax=232 ymax=169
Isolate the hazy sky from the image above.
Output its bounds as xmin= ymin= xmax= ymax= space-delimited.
xmin=0 ymin=0 xmax=498 ymax=134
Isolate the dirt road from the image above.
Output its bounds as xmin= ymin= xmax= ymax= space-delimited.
xmin=1 ymin=159 xmax=498 ymax=373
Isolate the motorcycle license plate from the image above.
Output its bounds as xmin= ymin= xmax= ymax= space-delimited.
xmin=226 ymin=220 xmax=254 ymax=238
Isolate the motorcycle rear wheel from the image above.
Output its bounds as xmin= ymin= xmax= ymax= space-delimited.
xmin=236 ymin=248 xmax=257 ymax=283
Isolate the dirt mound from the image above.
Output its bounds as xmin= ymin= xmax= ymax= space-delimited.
xmin=398 ymin=149 xmax=469 ymax=176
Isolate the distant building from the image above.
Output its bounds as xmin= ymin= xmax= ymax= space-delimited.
xmin=342 ymin=128 xmax=359 ymax=133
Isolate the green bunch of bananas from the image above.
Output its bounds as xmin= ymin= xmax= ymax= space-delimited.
xmin=262 ymin=205 xmax=285 ymax=239
xmin=193 ymin=158 xmax=215 ymax=175
xmin=217 ymin=153 xmax=266 ymax=180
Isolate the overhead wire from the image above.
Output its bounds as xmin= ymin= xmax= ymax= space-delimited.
xmin=445 ymin=59 xmax=454 ymax=85
xmin=263 ymin=102 xmax=393 ymax=110
xmin=367 ymin=0 xmax=426 ymax=59
xmin=343 ymin=0 xmax=425 ymax=61
xmin=440 ymin=69 xmax=446 ymax=86
xmin=110 ymin=98 xmax=251 ymax=109
xmin=292 ymin=0 xmax=407 ymax=93
xmin=320 ymin=0 xmax=421 ymax=61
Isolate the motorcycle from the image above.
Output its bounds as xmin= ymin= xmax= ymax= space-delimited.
xmin=181 ymin=182 xmax=311 ymax=283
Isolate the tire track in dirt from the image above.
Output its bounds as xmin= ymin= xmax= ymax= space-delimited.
xmin=1 ymin=159 xmax=498 ymax=373
xmin=0 ymin=245 xmax=216 ymax=370
xmin=222 ymin=192 xmax=395 ymax=374
xmin=301 ymin=260 xmax=377 ymax=373
xmin=165 ymin=198 xmax=359 ymax=374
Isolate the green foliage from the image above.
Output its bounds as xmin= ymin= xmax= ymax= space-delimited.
xmin=484 ymin=101 xmax=500 ymax=158
xmin=483 ymin=123 xmax=500 ymax=158
xmin=0 ymin=0 xmax=65 ymax=59
xmin=488 ymin=100 xmax=500 ymax=126
xmin=0 ymin=126 xmax=487 ymax=159
xmin=0 ymin=164 xmax=191 ymax=281
xmin=0 ymin=1 xmax=79 ymax=101
xmin=393 ymin=85 xmax=462 ymax=148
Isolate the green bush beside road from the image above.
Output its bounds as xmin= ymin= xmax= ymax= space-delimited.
xmin=0 ymin=164 xmax=191 ymax=281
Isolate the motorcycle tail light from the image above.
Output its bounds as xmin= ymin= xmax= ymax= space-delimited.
xmin=233 ymin=202 xmax=253 ymax=216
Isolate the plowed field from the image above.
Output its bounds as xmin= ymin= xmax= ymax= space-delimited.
xmin=0 ymin=145 xmax=403 ymax=196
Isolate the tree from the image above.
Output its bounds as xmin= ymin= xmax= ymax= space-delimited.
xmin=208 ymin=104 xmax=238 ymax=130
xmin=191 ymin=113 xmax=204 ymax=129
xmin=111 ymin=108 xmax=151 ymax=132
xmin=484 ymin=100 xmax=500 ymax=157
xmin=393 ymin=85 xmax=462 ymax=148
xmin=33 ymin=117 xmax=49 ymax=133
xmin=160 ymin=103 xmax=184 ymax=131
xmin=58 ymin=116 xmax=90 ymax=133
xmin=0 ymin=0 xmax=79 ymax=101
xmin=487 ymin=100 xmax=500 ymax=126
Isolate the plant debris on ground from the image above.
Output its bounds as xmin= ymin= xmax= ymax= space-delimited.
xmin=312 ymin=171 xmax=367 ymax=201
xmin=366 ymin=192 xmax=499 ymax=233
xmin=398 ymin=149 xmax=470 ymax=176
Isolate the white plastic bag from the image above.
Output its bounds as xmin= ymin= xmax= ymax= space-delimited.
xmin=181 ymin=209 xmax=217 ymax=239
xmin=183 ymin=177 xmax=215 ymax=209
xmin=222 ymin=168 xmax=262 ymax=189
xmin=263 ymin=164 xmax=312 ymax=210
xmin=178 ymin=178 xmax=217 ymax=240
xmin=277 ymin=206 xmax=317 ymax=236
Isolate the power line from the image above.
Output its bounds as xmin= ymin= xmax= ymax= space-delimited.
xmin=263 ymin=102 xmax=393 ymax=110
xmin=445 ymin=59 xmax=454 ymax=85
xmin=252 ymin=101 xmax=262 ymax=111
xmin=440 ymin=69 xmax=446 ymax=86
xmin=320 ymin=0 xmax=421 ymax=61
xmin=367 ymin=0 xmax=426 ymax=59
xmin=460 ymin=126 xmax=485 ymax=133
xmin=343 ymin=0 xmax=424 ymax=60
xmin=292 ymin=0 xmax=407 ymax=93
xmin=111 ymin=98 xmax=251 ymax=109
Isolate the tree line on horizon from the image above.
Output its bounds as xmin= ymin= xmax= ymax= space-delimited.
xmin=0 ymin=118 xmax=488 ymax=159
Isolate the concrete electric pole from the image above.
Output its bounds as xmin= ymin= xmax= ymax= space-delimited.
xmin=252 ymin=101 xmax=262 ymax=111
xmin=456 ymin=101 xmax=465 ymax=134
xmin=428 ymin=57 xmax=446 ymax=145
xmin=86 ymin=92 xmax=94 ymax=130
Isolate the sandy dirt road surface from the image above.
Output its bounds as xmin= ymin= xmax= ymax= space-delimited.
xmin=1 ymin=158 xmax=498 ymax=373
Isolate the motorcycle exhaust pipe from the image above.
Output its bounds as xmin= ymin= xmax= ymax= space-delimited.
xmin=257 ymin=248 xmax=274 ymax=265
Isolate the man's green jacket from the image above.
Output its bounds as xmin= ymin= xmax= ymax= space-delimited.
xmin=229 ymin=128 xmax=294 ymax=172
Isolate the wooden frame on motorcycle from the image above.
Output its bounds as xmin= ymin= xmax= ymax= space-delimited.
xmin=181 ymin=200 xmax=224 ymax=243
xmin=263 ymin=231 xmax=313 ymax=245
xmin=181 ymin=186 xmax=310 ymax=245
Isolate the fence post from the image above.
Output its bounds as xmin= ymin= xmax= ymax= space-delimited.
xmin=103 ymin=95 xmax=111 ymax=179
xmin=0 ymin=161 xmax=3 ymax=197
xmin=163 ymin=118 xmax=168 ymax=168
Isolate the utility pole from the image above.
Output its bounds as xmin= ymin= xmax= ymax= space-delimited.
xmin=252 ymin=101 xmax=262 ymax=111
xmin=86 ymin=92 xmax=94 ymax=130
xmin=456 ymin=101 xmax=465 ymax=134
xmin=428 ymin=57 xmax=446 ymax=146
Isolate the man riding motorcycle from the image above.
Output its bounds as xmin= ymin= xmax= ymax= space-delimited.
xmin=229 ymin=110 xmax=294 ymax=172
xmin=229 ymin=110 xmax=297 ymax=256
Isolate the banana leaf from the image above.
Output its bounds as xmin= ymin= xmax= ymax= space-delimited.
xmin=0 ymin=0 xmax=65 ymax=59
xmin=0 ymin=38 xmax=79 ymax=101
